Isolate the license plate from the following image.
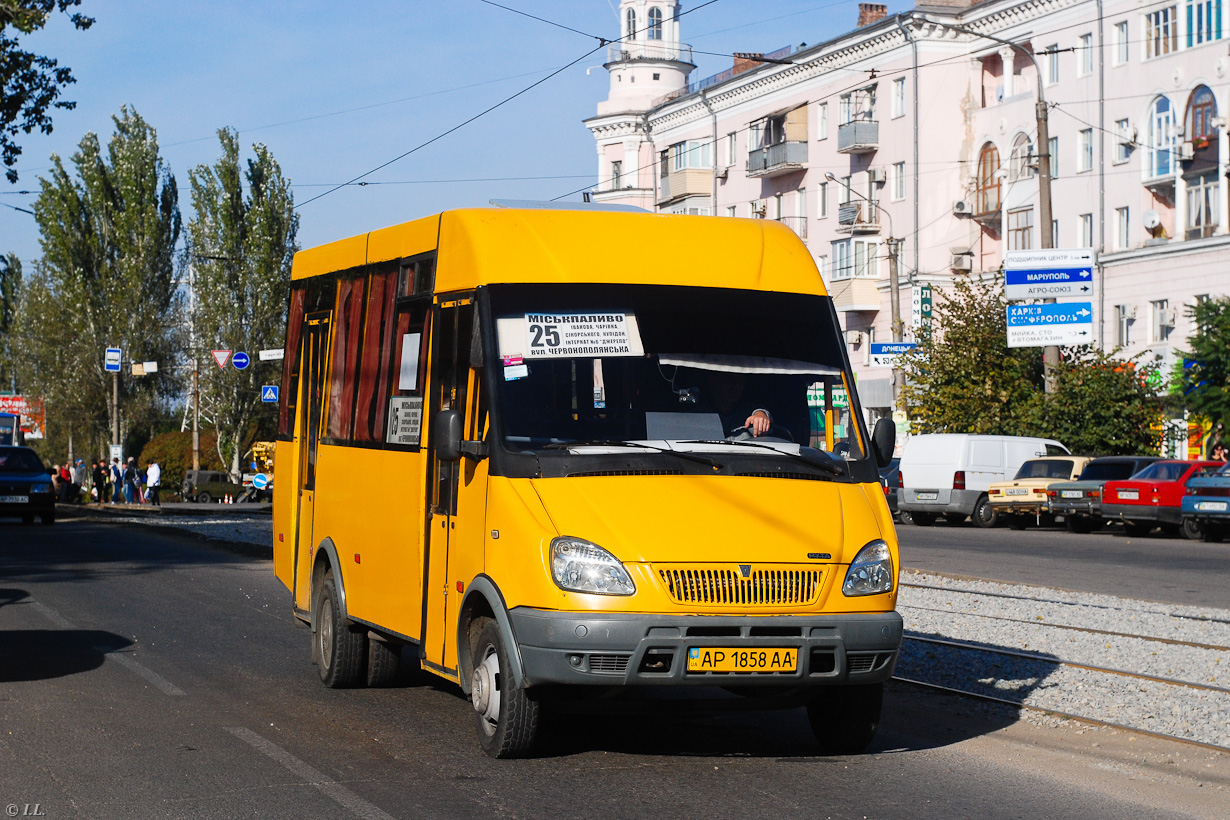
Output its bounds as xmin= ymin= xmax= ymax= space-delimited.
xmin=1061 ymin=490 xmax=1083 ymax=499
xmin=1196 ymin=501 xmax=1228 ymax=512
xmin=1006 ymin=488 xmax=1029 ymax=496
xmin=916 ymin=492 xmax=938 ymax=501
xmin=1118 ymin=490 xmax=1139 ymax=500
xmin=687 ymin=647 xmax=798 ymax=673
xmin=0 ymin=495 xmax=27 ymax=503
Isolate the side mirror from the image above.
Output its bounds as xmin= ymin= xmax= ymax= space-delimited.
xmin=433 ymin=409 xmax=463 ymax=463
xmin=872 ymin=418 xmax=895 ymax=468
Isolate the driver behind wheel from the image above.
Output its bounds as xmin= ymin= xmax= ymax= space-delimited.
xmin=702 ymin=370 xmax=775 ymax=437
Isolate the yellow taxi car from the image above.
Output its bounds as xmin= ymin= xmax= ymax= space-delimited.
xmin=988 ymin=455 xmax=1090 ymax=529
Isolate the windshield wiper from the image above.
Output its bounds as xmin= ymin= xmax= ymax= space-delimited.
xmin=677 ymin=439 xmax=845 ymax=477
xmin=540 ymin=439 xmax=719 ymax=468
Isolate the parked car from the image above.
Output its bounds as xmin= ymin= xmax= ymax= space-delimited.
xmin=1046 ymin=456 xmax=1163 ymax=533
xmin=897 ymin=434 xmax=1069 ymax=528
xmin=1180 ymin=462 xmax=1230 ymax=542
xmin=182 ymin=469 xmax=244 ymax=503
xmin=1102 ymin=460 xmax=1224 ymax=538
xmin=0 ymin=445 xmax=56 ymax=524
xmin=878 ymin=457 xmax=900 ymax=520
xmin=988 ymin=455 xmax=1090 ymax=529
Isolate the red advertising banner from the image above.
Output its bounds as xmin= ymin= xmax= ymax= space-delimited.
xmin=0 ymin=395 xmax=47 ymax=439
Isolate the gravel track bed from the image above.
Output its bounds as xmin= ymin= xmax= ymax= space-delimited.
xmin=899 ymin=571 xmax=1230 ymax=748
xmin=102 ymin=515 xmax=273 ymax=547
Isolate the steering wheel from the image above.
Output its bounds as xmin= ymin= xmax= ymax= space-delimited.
xmin=726 ymin=425 xmax=795 ymax=443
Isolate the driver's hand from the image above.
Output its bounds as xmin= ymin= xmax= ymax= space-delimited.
xmin=744 ymin=410 xmax=771 ymax=437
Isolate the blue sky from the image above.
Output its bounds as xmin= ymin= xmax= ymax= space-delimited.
xmin=1 ymin=0 xmax=907 ymax=266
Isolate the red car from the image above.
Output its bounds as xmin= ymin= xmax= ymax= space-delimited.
xmin=1101 ymin=460 xmax=1224 ymax=538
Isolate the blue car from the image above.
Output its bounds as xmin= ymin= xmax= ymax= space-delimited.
xmin=0 ymin=446 xmax=56 ymax=525
xmin=1180 ymin=462 xmax=1230 ymax=542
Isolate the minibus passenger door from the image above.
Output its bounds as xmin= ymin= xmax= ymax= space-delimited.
xmin=293 ymin=314 xmax=330 ymax=611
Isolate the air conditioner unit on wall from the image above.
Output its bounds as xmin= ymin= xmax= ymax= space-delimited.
xmin=868 ymin=167 xmax=886 ymax=184
xmin=953 ymin=200 xmax=972 ymax=216
xmin=1178 ymin=141 xmax=1195 ymax=161
xmin=715 ymin=165 xmax=729 ymax=180
xmin=1125 ymin=304 xmax=1138 ymax=320
xmin=950 ymin=254 xmax=973 ymax=271
xmin=1163 ymin=307 xmax=1178 ymax=327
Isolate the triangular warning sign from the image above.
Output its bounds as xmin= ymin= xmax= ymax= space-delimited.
xmin=212 ymin=350 xmax=232 ymax=369
xmin=262 ymin=386 xmax=278 ymax=401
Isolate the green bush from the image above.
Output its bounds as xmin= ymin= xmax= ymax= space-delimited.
xmin=138 ymin=431 xmax=226 ymax=498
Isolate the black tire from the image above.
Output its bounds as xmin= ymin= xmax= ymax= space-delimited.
xmin=972 ymin=495 xmax=998 ymax=528
xmin=1181 ymin=518 xmax=1203 ymax=541
xmin=40 ymin=512 xmax=54 ymax=526
xmin=897 ymin=511 xmax=914 ymax=526
xmin=1123 ymin=520 xmax=1152 ymax=538
xmin=944 ymin=513 xmax=967 ymax=526
xmin=470 ymin=617 xmax=541 ymax=758
xmin=1065 ymin=515 xmax=1093 ymax=534
xmin=909 ymin=512 xmax=935 ymax=526
xmin=807 ymin=682 xmax=883 ymax=755
xmin=314 ymin=570 xmax=366 ymax=688
xmin=367 ymin=638 xmax=401 ymax=687
xmin=196 ymin=491 xmax=212 ymax=504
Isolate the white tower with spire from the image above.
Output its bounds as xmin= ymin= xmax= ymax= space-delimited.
xmin=584 ymin=0 xmax=694 ymax=210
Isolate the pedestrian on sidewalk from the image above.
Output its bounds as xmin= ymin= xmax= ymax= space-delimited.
xmin=123 ymin=457 xmax=137 ymax=504
xmin=146 ymin=460 xmax=162 ymax=507
xmin=91 ymin=459 xmax=107 ymax=503
xmin=71 ymin=459 xmax=87 ymax=503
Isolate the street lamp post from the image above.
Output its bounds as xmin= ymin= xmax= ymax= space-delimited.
xmin=919 ymin=15 xmax=1059 ymax=391
xmin=825 ymin=173 xmax=904 ymax=411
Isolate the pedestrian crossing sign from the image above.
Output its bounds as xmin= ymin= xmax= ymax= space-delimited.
xmin=261 ymin=385 xmax=279 ymax=403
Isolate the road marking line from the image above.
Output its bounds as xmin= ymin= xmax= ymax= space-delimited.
xmin=28 ymin=600 xmax=185 ymax=696
xmin=226 ymin=727 xmax=399 ymax=820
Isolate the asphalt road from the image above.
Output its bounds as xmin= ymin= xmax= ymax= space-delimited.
xmin=2 ymin=520 xmax=1227 ymax=820
xmin=896 ymin=517 xmax=1230 ymax=609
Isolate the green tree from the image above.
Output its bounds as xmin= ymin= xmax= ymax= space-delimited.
xmin=0 ymin=252 xmax=19 ymax=390
xmin=1030 ymin=347 xmax=1160 ymax=455
xmin=1 ymin=0 xmax=94 ymax=182
xmin=1176 ymin=296 xmax=1230 ymax=428
xmin=12 ymin=105 xmax=182 ymax=457
xmin=900 ymin=275 xmax=1044 ymax=435
xmin=187 ymin=128 xmax=297 ymax=478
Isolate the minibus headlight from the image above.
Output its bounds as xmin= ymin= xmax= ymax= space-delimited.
xmin=550 ymin=537 xmax=636 ymax=596
xmin=842 ymin=539 xmax=894 ymax=597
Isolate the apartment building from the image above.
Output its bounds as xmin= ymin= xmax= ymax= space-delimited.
xmin=585 ymin=0 xmax=1229 ymax=427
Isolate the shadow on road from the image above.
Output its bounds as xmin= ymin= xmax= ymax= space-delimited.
xmin=0 ymin=625 xmax=133 ymax=683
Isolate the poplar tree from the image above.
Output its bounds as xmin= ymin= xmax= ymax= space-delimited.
xmin=13 ymin=106 xmax=182 ymax=455
xmin=187 ymin=128 xmax=298 ymax=478
xmin=0 ymin=253 xmax=19 ymax=391
xmin=1176 ymin=296 xmax=1230 ymax=428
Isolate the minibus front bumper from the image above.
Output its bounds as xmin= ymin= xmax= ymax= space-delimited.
xmin=509 ymin=609 xmax=902 ymax=687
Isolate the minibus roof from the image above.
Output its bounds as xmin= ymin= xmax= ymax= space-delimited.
xmin=291 ymin=208 xmax=826 ymax=296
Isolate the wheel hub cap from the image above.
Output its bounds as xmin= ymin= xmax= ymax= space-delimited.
xmin=471 ymin=651 xmax=501 ymax=731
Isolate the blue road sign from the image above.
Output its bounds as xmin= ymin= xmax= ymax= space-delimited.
xmin=252 ymin=473 xmax=270 ymax=490
xmin=1007 ymin=302 xmax=1094 ymax=348
xmin=232 ymin=351 xmax=250 ymax=370
xmin=1004 ymin=267 xmax=1095 ymax=300
xmin=869 ymin=342 xmax=917 ymax=368
xmin=104 ymin=347 xmax=122 ymax=373
xmin=261 ymin=385 xmax=279 ymax=403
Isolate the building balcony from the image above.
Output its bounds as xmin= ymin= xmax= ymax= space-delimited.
xmin=837 ymin=121 xmax=879 ymax=154
xmin=607 ymin=43 xmax=694 ymax=64
xmin=746 ymin=141 xmax=808 ymax=178
xmin=836 ymin=202 xmax=880 ymax=234
xmin=776 ymin=215 xmax=807 ymax=239
xmin=658 ymin=168 xmax=711 ymax=205
xmin=828 ymin=277 xmax=881 ymax=312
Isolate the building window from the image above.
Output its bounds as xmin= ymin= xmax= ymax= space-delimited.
xmin=1009 ymin=134 xmax=1033 ymax=180
xmin=610 ymin=160 xmax=622 ymax=190
xmin=725 ymin=132 xmax=737 ymax=168
xmin=671 ymin=139 xmax=711 ymax=171
xmin=1079 ymin=33 xmax=1094 ymax=76
xmin=626 ymin=8 xmax=636 ymax=39
xmin=1186 ymin=171 xmax=1220 ymax=239
xmin=816 ymin=255 xmax=829 ymax=278
xmin=1186 ymin=0 xmax=1222 ymax=47
xmin=817 ymin=102 xmax=828 ymax=140
xmin=818 ymin=182 xmax=828 ymax=218
xmin=1052 ymin=219 xmax=1059 ymax=247
xmin=1146 ymin=7 xmax=1178 ymax=58
xmin=771 ymin=193 xmax=783 ymax=221
xmin=647 ymin=7 xmax=663 ymax=40
xmin=839 ymin=87 xmax=876 ymax=124
xmin=1114 ymin=119 xmax=1133 ymax=163
xmin=726 ymin=205 xmax=737 ymax=218
xmin=975 ymin=142 xmax=1001 ymax=216
xmin=839 ymin=175 xmax=853 ymax=204
xmin=892 ymin=162 xmax=906 ymax=201
xmin=891 ymin=78 xmax=906 ymax=119
xmin=1048 ymin=136 xmax=1059 ymax=178
xmin=1114 ymin=21 xmax=1130 ymax=64
xmin=1186 ymin=85 xmax=1217 ymax=143
xmin=1151 ymin=299 xmax=1172 ymax=342
xmin=1116 ymin=206 xmax=1130 ymax=249
xmin=1080 ymin=213 xmax=1093 ymax=247
xmin=659 ymin=150 xmax=669 ymax=178
xmin=1007 ymin=207 xmax=1033 ymax=250
xmin=1116 ymin=305 xmax=1133 ymax=346
xmin=796 ymin=189 xmax=807 ymax=221
xmin=1148 ymin=96 xmax=1175 ymax=178
xmin=831 ymin=238 xmax=879 ymax=280
xmin=1046 ymin=44 xmax=1060 ymax=85
xmin=1078 ymin=128 xmax=1093 ymax=172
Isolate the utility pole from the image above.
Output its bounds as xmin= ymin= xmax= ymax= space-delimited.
xmin=111 ymin=370 xmax=119 ymax=448
xmin=192 ymin=358 xmax=200 ymax=470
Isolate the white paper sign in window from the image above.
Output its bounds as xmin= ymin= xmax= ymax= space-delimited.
xmin=386 ymin=396 xmax=423 ymax=446
xmin=398 ymin=333 xmax=421 ymax=390
xmin=498 ymin=312 xmax=643 ymax=359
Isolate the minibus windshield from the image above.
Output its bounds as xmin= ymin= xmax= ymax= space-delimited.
xmin=487 ymin=283 xmax=868 ymax=464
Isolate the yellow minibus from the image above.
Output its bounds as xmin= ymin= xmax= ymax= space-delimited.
xmin=272 ymin=205 xmax=902 ymax=757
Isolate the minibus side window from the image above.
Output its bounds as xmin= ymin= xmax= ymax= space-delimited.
xmin=278 ymin=287 xmax=307 ymax=439
xmin=352 ymin=269 xmax=399 ymax=443
xmin=386 ymin=299 xmax=431 ymax=449
xmin=431 ymin=302 xmax=473 ymax=516
xmin=327 ymin=274 xmax=367 ymax=440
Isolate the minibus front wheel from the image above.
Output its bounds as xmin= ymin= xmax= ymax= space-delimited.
xmin=806 ymin=682 xmax=882 ymax=755
xmin=469 ymin=617 xmax=541 ymax=758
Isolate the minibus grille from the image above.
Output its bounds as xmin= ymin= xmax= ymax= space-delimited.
xmin=567 ymin=469 xmax=685 ymax=478
xmin=656 ymin=566 xmax=823 ymax=606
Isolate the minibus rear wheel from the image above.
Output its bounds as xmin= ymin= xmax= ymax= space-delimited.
xmin=469 ymin=617 xmax=541 ymax=758
xmin=314 ymin=570 xmax=366 ymax=688
xmin=807 ymin=682 xmax=882 ymax=755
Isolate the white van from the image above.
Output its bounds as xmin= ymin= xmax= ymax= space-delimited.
xmin=897 ymin=434 xmax=1069 ymax=527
